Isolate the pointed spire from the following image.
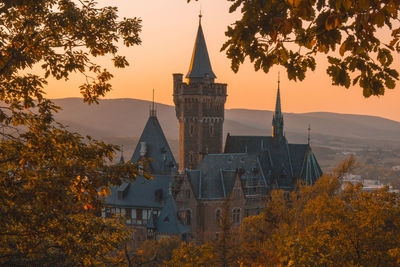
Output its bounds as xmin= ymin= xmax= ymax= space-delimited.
xmin=272 ymin=73 xmax=284 ymax=138
xmin=308 ymin=124 xmax=311 ymax=145
xmin=150 ymin=89 xmax=156 ymax=117
xmin=186 ymin=13 xmax=216 ymax=82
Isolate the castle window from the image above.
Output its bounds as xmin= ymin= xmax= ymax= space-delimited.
xmin=185 ymin=189 xmax=191 ymax=199
xmin=234 ymin=188 xmax=241 ymax=199
xmin=143 ymin=210 xmax=148 ymax=224
xmin=216 ymin=209 xmax=221 ymax=224
xmin=209 ymin=124 xmax=214 ymax=136
xmin=125 ymin=208 xmax=132 ymax=224
xmin=136 ymin=209 xmax=143 ymax=225
xmin=186 ymin=210 xmax=192 ymax=225
xmin=131 ymin=209 xmax=136 ymax=223
xmin=232 ymin=208 xmax=241 ymax=225
xmin=105 ymin=207 xmax=111 ymax=218
xmin=189 ymin=124 xmax=194 ymax=136
xmin=189 ymin=152 xmax=193 ymax=164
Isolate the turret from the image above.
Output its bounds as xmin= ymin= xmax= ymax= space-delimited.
xmin=173 ymin=15 xmax=227 ymax=171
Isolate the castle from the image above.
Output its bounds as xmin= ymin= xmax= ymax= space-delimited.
xmin=104 ymin=15 xmax=322 ymax=243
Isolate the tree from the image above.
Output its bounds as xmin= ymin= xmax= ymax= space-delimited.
xmin=210 ymin=197 xmax=240 ymax=267
xmin=238 ymin=157 xmax=400 ymax=266
xmin=165 ymin=242 xmax=217 ymax=267
xmin=189 ymin=0 xmax=400 ymax=97
xmin=125 ymin=237 xmax=182 ymax=266
xmin=0 ymin=0 xmax=143 ymax=265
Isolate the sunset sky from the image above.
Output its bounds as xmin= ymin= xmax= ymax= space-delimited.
xmin=45 ymin=0 xmax=400 ymax=122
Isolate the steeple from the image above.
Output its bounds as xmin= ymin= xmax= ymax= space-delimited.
xmin=272 ymin=74 xmax=284 ymax=138
xmin=186 ymin=13 xmax=216 ymax=83
xmin=275 ymin=74 xmax=282 ymax=116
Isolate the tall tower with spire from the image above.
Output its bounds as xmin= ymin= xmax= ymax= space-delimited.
xmin=173 ymin=15 xmax=227 ymax=171
xmin=272 ymin=75 xmax=284 ymax=139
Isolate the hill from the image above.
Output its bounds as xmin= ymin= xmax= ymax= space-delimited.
xmin=52 ymin=98 xmax=400 ymax=170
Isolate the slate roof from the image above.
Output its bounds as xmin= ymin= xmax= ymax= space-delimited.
xmin=275 ymin=85 xmax=282 ymax=117
xmin=224 ymin=135 xmax=273 ymax=154
xmin=105 ymin=175 xmax=172 ymax=208
xmin=156 ymin=192 xmax=190 ymax=234
xmin=225 ymin=135 xmax=322 ymax=186
xmin=187 ymin=135 xmax=322 ymax=200
xmin=131 ymin=115 xmax=176 ymax=175
xmin=187 ymin=153 xmax=266 ymax=199
xmin=186 ymin=16 xmax=216 ymax=80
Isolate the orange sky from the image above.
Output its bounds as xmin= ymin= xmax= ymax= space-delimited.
xmin=44 ymin=1 xmax=400 ymax=122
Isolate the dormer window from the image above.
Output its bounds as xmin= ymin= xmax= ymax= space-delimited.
xmin=139 ymin=142 xmax=147 ymax=157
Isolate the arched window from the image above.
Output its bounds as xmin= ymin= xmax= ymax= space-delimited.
xmin=186 ymin=210 xmax=191 ymax=225
xmin=216 ymin=209 xmax=221 ymax=224
xmin=232 ymin=208 xmax=241 ymax=225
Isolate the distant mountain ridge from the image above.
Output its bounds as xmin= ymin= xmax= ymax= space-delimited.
xmin=52 ymin=98 xmax=400 ymax=146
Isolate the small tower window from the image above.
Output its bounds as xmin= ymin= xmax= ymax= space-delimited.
xmin=216 ymin=209 xmax=221 ymax=224
xmin=185 ymin=189 xmax=191 ymax=199
xmin=189 ymin=152 xmax=193 ymax=164
xmin=232 ymin=208 xmax=241 ymax=225
xmin=209 ymin=124 xmax=214 ymax=137
xmin=189 ymin=124 xmax=194 ymax=136
xmin=234 ymin=188 xmax=241 ymax=199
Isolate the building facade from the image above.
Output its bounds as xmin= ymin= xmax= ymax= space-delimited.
xmin=172 ymin=15 xmax=322 ymax=242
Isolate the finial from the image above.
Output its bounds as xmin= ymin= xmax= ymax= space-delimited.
xmin=199 ymin=5 xmax=202 ymax=23
xmin=278 ymin=71 xmax=280 ymax=88
xmin=150 ymin=89 xmax=156 ymax=117
xmin=308 ymin=124 xmax=311 ymax=145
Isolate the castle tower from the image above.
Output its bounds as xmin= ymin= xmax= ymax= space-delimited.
xmin=173 ymin=15 xmax=227 ymax=171
xmin=272 ymin=76 xmax=284 ymax=138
